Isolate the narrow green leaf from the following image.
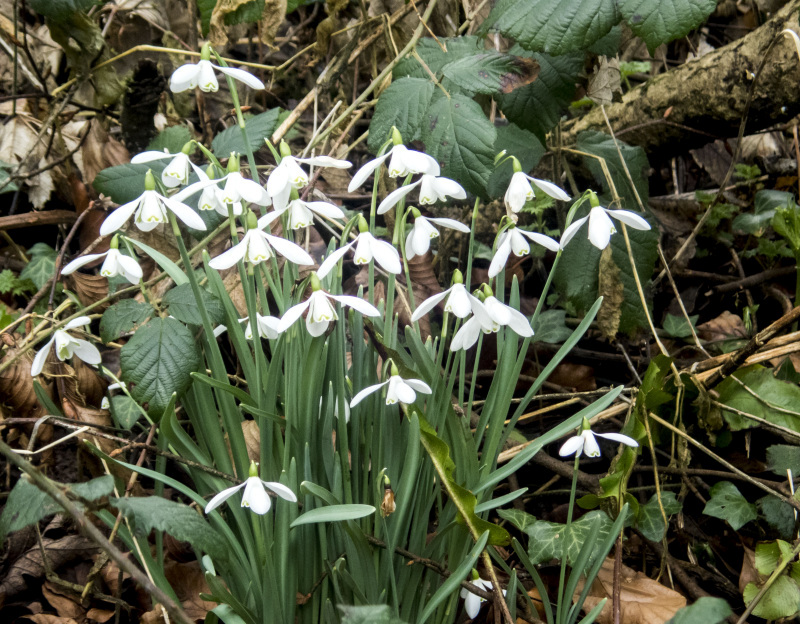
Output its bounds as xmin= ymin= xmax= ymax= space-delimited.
xmin=127 ymin=239 xmax=188 ymax=285
xmin=290 ymin=504 xmax=375 ymax=527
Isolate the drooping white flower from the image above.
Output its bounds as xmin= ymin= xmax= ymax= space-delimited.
xmin=258 ymin=198 xmax=345 ymax=230
xmin=411 ymin=275 xmax=473 ymax=322
xmin=488 ymin=227 xmax=560 ymax=278
xmin=100 ymin=172 xmax=207 ymax=236
xmin=205 ymin=462 xmax=297 ymax=516
xmin=449 ymin=293 xmax=528 ymax=351
xmin=277 ymin=280 xmax=380 ymax=337
xmin=405 ymin=215 xmax=470 ymax=260
xmin=348 ymin=144 xmax=440 ymax=192
xmin=31 ymin=317 xmax=102 ymax=377
xmin=317 ymin=231 xmax=402 ymax=277
xmin=208 ymin=227 xmax=313 ymax=270
xmin=560 ymin=204 xmax=651 ymax=251
xmin=377 ymin=174 xmax=466 ymax=214
xmin=240 ymin=314 xmax=281 ymax=340
xmin=267 ymin=149 xmax=351 ymax=211
xmin=350 ymin=372 xmax=432 ymax=407
xmin=130 ymin=149 xmax=202 ymax=188
xmin=559 ymin=423 xmax=638 ymax=458
xmin=170 ymin=59 xmax=264 ymax=93
xmin=504 ymin=170 xmax=570 ymax=213
xmin=460 ymin=576 xmax=505 ymax=619
xmin=61 ymin=248 xmax=143 ymax=284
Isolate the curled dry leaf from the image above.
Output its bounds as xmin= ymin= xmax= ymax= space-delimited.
xmin=63 ymin=273 xmax=110 ymax=311
xmin=0 ymin=332 xmax=51 ymax=419
xmin=42 ymin=581 xmax=84 ymax=620
xmin=697 ymin=310 xmax=748 ymax=343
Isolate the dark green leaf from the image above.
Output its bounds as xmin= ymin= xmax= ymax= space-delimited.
xmin=21 ymin=245 xmax=56 ymax=290
xmin=120 ymin=317 xmax=199 ymax=415
xmin=702 ymin=481 xmax=757 ymax=531
xmin=110 ymin=395 xmax=142 ymax=430
xmin=112 ymin=496 xmax=227 ymax=561
xmin=637 ymin=491 xmax=682 ymax=542
xmin=524 ymin=510 xmax=614 ymax=567
xmin=421 ymin=94 xmax=496 ymax=197
xmin=368 ymin=78 xmax=434 ymax=153
xmin=147 ymin=126 xmax=193 ymax=154
xmin=99 ymin=300 xmax=155 ymax=343
xmin=577 ymin=130 xmax=650 ymax=208
xmin=663 ymin=313 xmax=698 ymax=339
xmin=440 ymin=52 xmax=536 ymax=95
xmin=767 ymin=444 xmax=800 ymax=476
xmin=163 ymin=283 xmax=225 ymax=326
xmin=717 ymin=366 xmax=800 ymax=432
xmin=212 ymin=110 xmax=281 ymax=156
xmin=28 ymin=0 xmax=95 ymax=21
xmin=666 ymin=597 xmax=732 ymax=624
xmin=394 ymin=37 xmax=483 ymax=79
xmin=758 ymin=496 xmax=796 ymax=539
xmin=197 ymin=0 xmax=216 ymax=35
xmin=94 ymin=161 xmax=166 ymax=205
xmin=531 ymin=309 xmax=573 ymax=344
xmin=619 ymin=0 xmax=717 ymax=55
xmin=497 ymin=508 xmax=537 ymax=531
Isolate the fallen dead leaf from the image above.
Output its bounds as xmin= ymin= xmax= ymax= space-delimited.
xmin=42 ymin=581 xmax=84 ymax=620
xmin=697 ymin=310 xmax=748 ymax=343
xmin=21 ymin=616 xmax=79 ymax=624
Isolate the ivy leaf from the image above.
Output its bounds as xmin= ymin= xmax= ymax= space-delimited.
xmin=20 ymin=244 xmax=57 ymax=290
xmin=147 ymin=126 xmax=193 ymax=154
xmin=482 ymin=0 xmax=619 ymax=56
xmin=703 ymin=481 xmax=757 ymax=531
xmin=440 ymin=52 xmax=539 ymax=96
xmin=758 ymin=496 xmax=796 ymax=540
xmin=211 ymin=109 xmax=281 ymax=156
xmin=99 ymin=300 xmax=155 ymax=343
xmin=111 ymin=496 xmax=227 ymax=562
xmin=94 ymin=161 xmax=166 ymax=205
xmin=717 ymin=366 xmax=800 ymax=433
xmin=767 ymin=444 xmax=800 ymax=476
xmin=637 ymin=491 xmax=682 ymax=542
xmin=663 ymin=313 xmax=698 ymax=339
xmin=666 ymin=597 xmax=732 ymax=624
xmin=743 ymin=575 xmax=800 ymax=620
xmin=619 ymin=0 xmax=717 ymax=55
xmin=163 ymin=283 xmax=225 ymax=326
xmin=421 ymin=94 xmax=496 ymax=197
xmin=496 ymin=508 xmax=537 ymax=532
xmin=368 ymin=78 xmax=434 ymax=153
xmin=531 ymin=309 xmax=573 ymax=344
xmin=120 ymin=317 xmax=199 ymax=415
xmin=523 ymin=510 xmax=614 ymax=568
xmin=110 ymin=395 xmax=142 ymax=430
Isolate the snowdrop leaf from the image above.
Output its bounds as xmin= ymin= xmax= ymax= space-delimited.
xmin=163 ymin=283 xmax=225 ymax=326
xmin=94 ymin=162 xmax=166 ymax=204
xmin=28 ymin=0 xmax=95 ymax=21
xmin=212 ymin=109 xmax=281 ymax=156
xmin=127 ymin=238 xmax=189 ymax=285
xmin=112 ymin=496 xmax=227 ymax=562
xmin=367 ymin=78 xmax=434 ymax=153
xmin=619 ymin=0 xmax=716 ymax=55
xmin=109 ymin=395 xmax=142 ymax=430
xmin=99 ymin=300 xmax=155 ymax=343
xmin=120 ymin=317 xmax=199 ymax=415
xmin=147 ymin=126 xmax=193 ymax=153
xmin=290 ymin=504 xmax=375 ymax=527
xmin=702 ymin=481 xmax=757 ymax=531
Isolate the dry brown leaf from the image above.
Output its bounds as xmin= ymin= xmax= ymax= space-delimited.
xmin=64 ymin=273 xmax=110 ymax=311
xmin=42 ymin=581 xmax=84 ymax=620
xmin=738 ymin=545 xmax=761 ymax=593
xmin=500 ymin=57 xmax=540 ymax=94
xmin=587 ymin=57 xmax=621 ymax=106
xmin=576 ymin=557 xmax=686 ymax=624
xmin=21 ymin=616 xmax=79 ymax=624
xmin=242 ymin=420 xmax=260 ymax=463
xmin=86 ymin=608 xmax=115 ymax=623
xmin=0 ymin=332 xmax=51 ymax=419
xmin=163 ymin=560 xmax=217 ymax=621
xmin=260 ymin=0 xmax=287 ymax=46
xmin=697 ymin=310 xmax=748 ymax=342
xmin=597 ymin=245 xmax=623 ymax=340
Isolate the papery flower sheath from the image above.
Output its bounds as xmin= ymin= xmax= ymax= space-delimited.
xmin=559 ymin=420 xmax=638 ymax=458
xmin=377 ymin=174 xmax=466 ymax=214
xmin=560 ymin=203 xmax=651 ymax=251
xmin=267 ymin=146 xmax=351 ymax=211
xmin=208 ymin=226 xmax=314 ymax=270
xmin=488 ymin=226 xmax=560 ymax=278
xmin=504 ymin=170 xmax=570 ymax=213
xmin=317 ymin=231 xmax=402 ymax=277
xmin=31 ymin=317 xmax=102 ymax=377
xmin=258 ymin=198 xmax=345 ymax=230
xmin=405 ymin=214 xmax=470 ymax=260
xmin=205 ymin=462 xmax=297 ymax=515
xmin=350 ymin=370 xmax=432 ymax=407
xmin=169 ymin=46 xmax=265 ymax=93
xmin=61 ymin=248 xmax=142 ymax=285
xmin=348 ymin=143 xmax=440 ymax=192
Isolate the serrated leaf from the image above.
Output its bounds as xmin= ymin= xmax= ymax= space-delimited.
xmin=702 ymin=481 xmax=757 ymax=531
xmin=717 ymin=366 xmax=800 ymax=433
xmin=28 ymin=0 xmax=96 ymax=21
xmin=147 ymin=126 xmax=193 ymax=154
xmin=394 ymin=37 xmax=484 ymax=79
xmin=93 ymin=161 xmax=166 ymax=205
xmin=110 ymin=395 xmax=142 ymax=430
xmin=666 ymin=597 xmax=732 ymax=624
xmin=368 ymin=78 xmax=434 ymax=153
xmin=440 ymin=52 xmax=539 ymax=95
xmin=743 ymin=575 xmax=800 ymax=620
xmin=120 ymin=317 xmax=199 ymax=414
xmin=531 ymin=309 xmax=573 ymax=344
xmin=637 ymin=491 xmax=682 ymax=542
xmin=163 ymin=283 xmax=225 ymax=325
xmin=524 ymin=510 xmax=614 ymax=568
xmin=212 ymin=110 xmax=281 ymax=156
xmin=619 ymin=0 xmax=716 ymax=55
xmin=758 ymin=496 xmax=796 ymax=539
xmin=496 ymin=50 xmax=583 ymax=141
xmin=290 ymin=504 xmax=375 ymax=527
xmin=421 ymin=94 xmax=496 ymax=197
xmin=111 ymin=496 xmax=227 ymax=562
xmin=482 ymin=0 xmax=619 ymax=56
xmin=99 ymin=300 xmax=155 ymax=343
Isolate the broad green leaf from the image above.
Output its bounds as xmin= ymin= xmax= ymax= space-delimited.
xmin=197 ymin=0 xmax=216 ymax=35
xmin=637 ymin=491 xmax=682 ymax=542
xmin=482 ymin=0 xmax=619 ymax=56
xmin=120 ymin=317 xmax=199 ymax=415
xmin=702 ymin=481 xmax=757 ymax=531
xmin=754 ymin=540 xmax=789 ymax=576
xmin=0 ymin=475 xmax=113 ymax=541
xmin=28 ymin=0 xmax=95 ymax=21
xmin=394 ymin=37 xmax=483 ymax=79
xmin=93 ymin=161 xmax=166 ymax=205
xmin=524 ymin=510 xmax=614 ymax=567
xmin=758 ymin=496 xmax=796 ymax=539
xmin=212 ymin=110 xmax=281 ymax=156
xmin=339 ymin=605 xmax=408 ymax=624
xmin=577 ymin=130 xmax=649 ymax=208
xmin=619 ymin=0 xmax=716 ymax=55
xmin=497 ymin=508 xmax=537 ymax=532
xmin=367 ymin=78 xmax=434 ymax=153
xmin=663 ymin=313 xmax=698 ymax=339
xmin=421 ymin=94 xmax=496 ymax=197
xmin=290 ymin=504 xmax=375 ymax=527
xmin=112 ymin=496 xmax=227 ymax=562
xmin=99 ymin=300 xmax=155 ymax=343
xmin=666 ymin=597 xmax=732 ymax=624
xmin=110 ymin=395 xmax=142 ymax=430
xmin=531 ymin=309 xmax=573 ymax=344
xmin=767 ymin=444 xmax=800 ymax=476
xmin=440 ymin=52 xmax=536 ymax=95
xmin=496 ymin=50 xmax=583 ymax=141
xmin=163 ymin=283 xmax=225 ymax=326
xmin=487 ymin=122 xmax=545 ymax=199
xmin=223 ymin=0 xmax=263 ymax=24
xmin=743 ymin=575 xmax=800 ymax=620
xmin=21 ymin=245 xmax=56 ymax=290
xmin=147 ymin=126 xmax=193 ymax=154
xmin=717 ymin=365 xmax=800 ymax=432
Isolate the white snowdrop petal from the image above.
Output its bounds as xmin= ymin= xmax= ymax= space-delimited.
xmin=521 ymin=230 xmax=561 ymax=252
xmin=263 ymin=481 xmax=297 ymax=502
xmin=264 ymin=234 xmax=314 ymax=265
xmin=241 ymin=477 xmax=271 ymax=514
xmin=329 ymin=294 xmax=381 ymax=317
xmin=558 ymin=435 xmax=584 ymax=457
xmin=370 ymin=238 xmax=402 ymax=274
xmin=427 ymin=217 xmax=470 ymax=233
xmin=100 ymin=200 xmax=139 ymax=236
xmin=410 ymin=290 xmax=449 ymax=322
xmin=61 ymin=253 xmax=107 ymax=275
xmin=488 ymin=239 xmax=512 ymax=279
xmin=606 ymin=209 xmax=651 ymax=231
xmin=596 ymin=432 xmax=639 ymax=447
xmin=30 ymin=338 xmax=55 ymax=377
xmin=559 ymin=216 xmax=589 ymax=248
xmin=404 ymin=379 xmax=432 ymax=394
xmin=209 ymin=241 xmax=248 ymax=270
xmin=216 ymin=64 xmax=265 ymax=90
xmin=169 ymin=64 xmax=200 ymax=92
xmin=70 ymin=338 xmax=102 ymax=365
xmin=377 ymin=181 xmax=419 ymax=215
xmin=316 ymin=244 xmax=353 ymax=279
xmin=350 ymin=380 xmax=389 ymax=407
xmin=587 ymin=207 xmax=614 ymax=250
xmin=276 ymin=300 xmax=311 ymax=333
xmin=583 ymin=432 xmax=601 ymax=457
xmin=204 ymin=482 xmax=246 ymax=514
xmin=131 ymin=151 xmax=172 ymax=164
xmin=529 ymin=177 xmax=570 ymax=201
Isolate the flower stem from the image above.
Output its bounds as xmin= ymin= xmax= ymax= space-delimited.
xmin=556 ymin=455 xmax=580 ymax=624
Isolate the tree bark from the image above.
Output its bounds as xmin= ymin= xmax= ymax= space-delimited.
xmin=563 ymin=0 xmax=800 ymax=153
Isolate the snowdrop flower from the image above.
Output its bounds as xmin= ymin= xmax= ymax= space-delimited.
xmin=101 ymin=382 xmax=126 ymax=409
xmin=489 ymin=226 xmax=560 ymax=278
xmin=377 ymin=174 xmax=466 ymax=214
xmin=205 ymin=461 xmax=296 ymax=516
xmin=559 ymin=418 xmax=638 ymax=458
xmin=267 ymin=141 xmax=351 ymax=211
xmin=460 ymin=573 xmax=505 ymax=619
xmin=61 ymin=239 xmax=142 ymax=285
xmin=170 ymin=44 xmax=265 ymax=93
xmin=277 ymin=273 xmax=380 ymax=337
xmin=449 ymin=287 xmax=532 ymax=350
xmin=208 ymin=213 xmax=314 ymax=270
xmin=31 ymin=317 xmax=102 ymax=377
xmin=317 ymin=218 xmax=401 ymax=277
xmin=348 ymin=128 xmax=440 ymax=191
xmin=131 ymin=143 xmax=201 ymax=188
xmin=411 ymin=270 xmax=473 ymax=321
xmin=259 ymin=198 xmax=345 ymax=230
xmin=560 ymin=193 xmax=651 ymax=250
xmin=405 ymin=210 xmax=471 ymax=260
xmin=503 ymin=157 xmax=570 ymax=213
xmin=350 ymin=363 xmax=432 ymax=407
xmin=100 ymin=170 xmax=206 ymax=236
xmin=240 ymin=314 xmax=281 ymax=340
